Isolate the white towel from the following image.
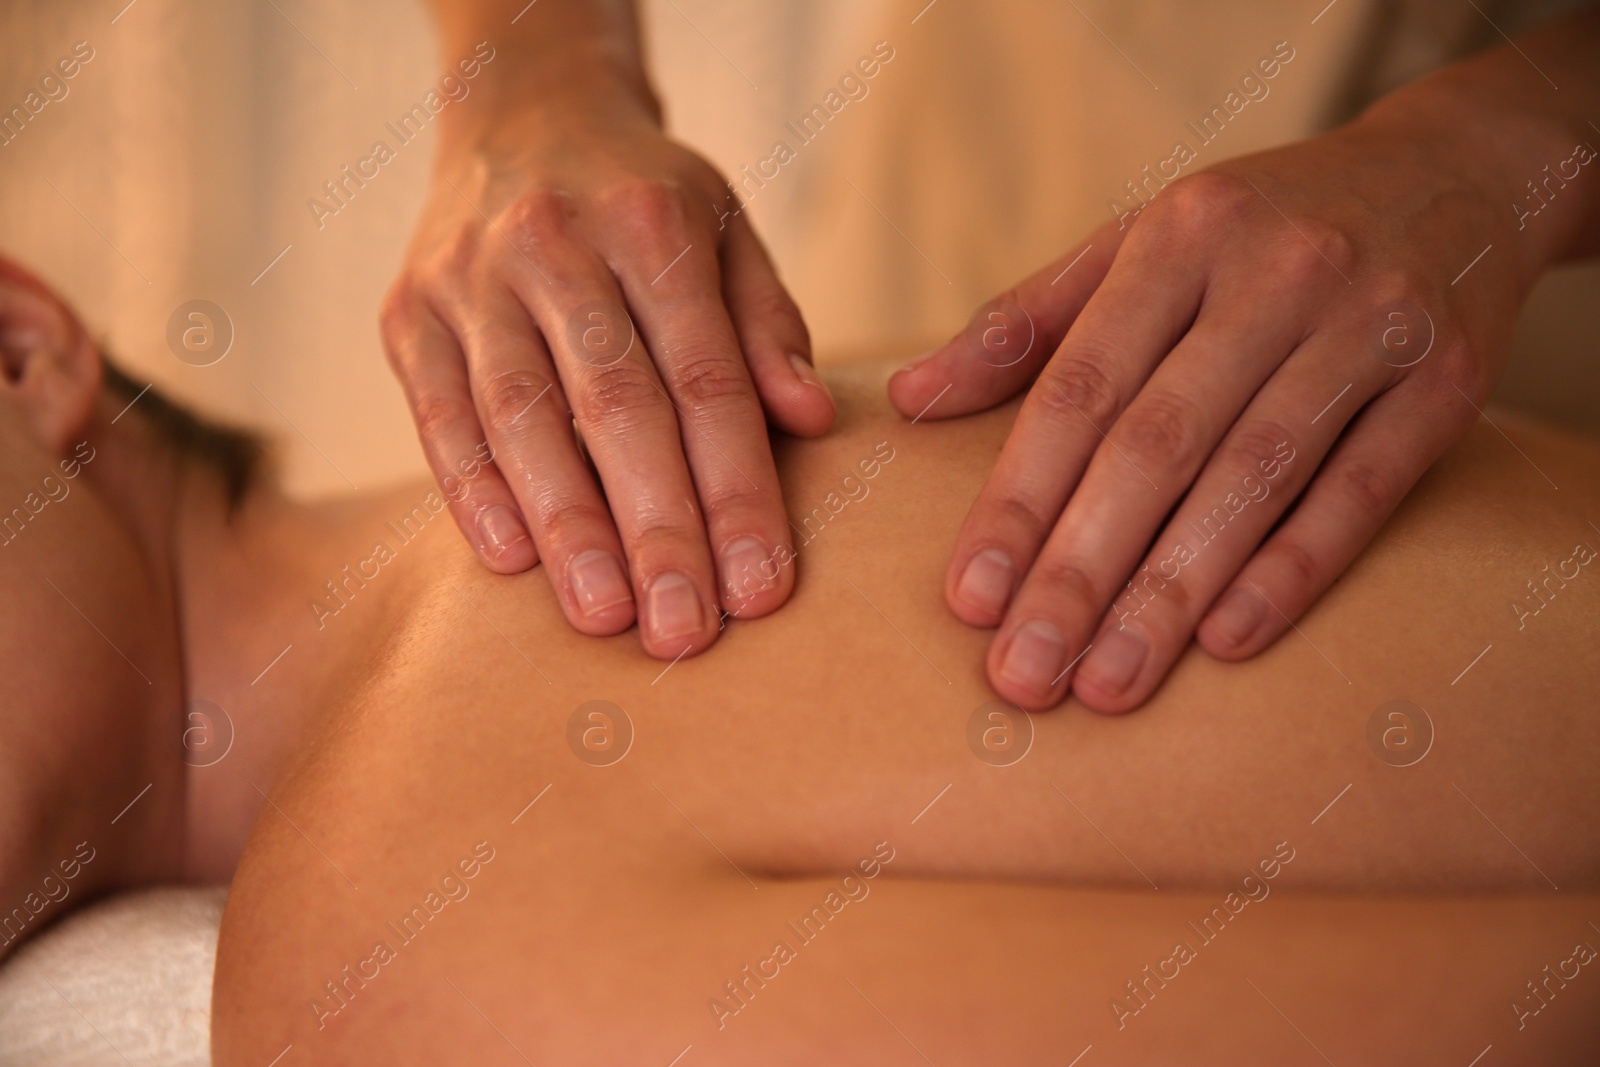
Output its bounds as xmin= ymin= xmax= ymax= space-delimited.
xmin=0 ymin=887 xmax=224 ymax=1067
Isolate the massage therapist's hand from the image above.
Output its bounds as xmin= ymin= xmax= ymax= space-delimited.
xmin=384 ymin=5 xmax=834 ymax=660
xmin=889 ymin=18 xmax=1600 ymax=712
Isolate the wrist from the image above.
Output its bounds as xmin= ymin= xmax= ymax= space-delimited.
xmin=434 ymin=40 xmax=662 ymax=157
xmin=1356 ymin=72 xmax=1579 ymax=291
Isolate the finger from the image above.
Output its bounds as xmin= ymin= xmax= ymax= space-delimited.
xmin=597 ymin=188 xmax=796 ymax=623
xmin=721 ymin=213 xmax=835 ymax=438
xmin=379 ymin=280 xmax=537 ymax=574
xmin=1195 ymin=376 xmax=1473 ymax=662
xmin=887 ymin=217 xmax=1128 ymax=422
xmin=943 ymin=222 xmax=1211 ymax=642
xmin=1070 ymin=339 xmax=1389 ymax=712
xmin=980 ymin=182 xmax=1367 ymax=708
xmin=978 ymin=293 xmax=1306 ymax=711
xmin=434 ymin=278 xmax=639 ymax=636
xmin=498 ymin=191 xmax=723 ymax=657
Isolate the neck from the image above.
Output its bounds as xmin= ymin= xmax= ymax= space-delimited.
xmin=82 ymin=393 xmax=431 ymax=880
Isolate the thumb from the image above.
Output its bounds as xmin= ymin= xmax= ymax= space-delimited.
xmin=888 ymin=219 xmax=1127 ymax=421
xmin=721 ymin=214 xmax=836 ymax=438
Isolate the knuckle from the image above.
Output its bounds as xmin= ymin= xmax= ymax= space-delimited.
xmin=434 ymin=226 xmax=481 ymax=277
xmin=1266 ymin=536 xmax=1321 ymax=591
xmin=1368 ymin=280 xmax=1447 ymax=380
xmin=1273 ymin=234 xmax=1328 ymax=286
xmin=1113 ymin=390 xmax=1206 ymax=470
xmin=1219 ymin=419 xmax=1299 ymax=475
xmin=1029 ymin=556 xmax=1101 ymax=605
xmin=1331 ymin=458 xmax=1396 ymax=523
xmin=502 ymin=188 xmax=573 ymax=248
xmin=669 ymin=354 xmax=755 ymax=408
xmin=627 ymin=513 xmax=707 ymax=570
xmin=601 ymin=176 xmax=690 ymax=241
xmin=412 ymin=391 xmax=474 ymax=443
xmin=981 ymin=492 xmax=1057 ymax=540
xmin=1367 ymin=267 xmax=1426 ymax=310
xmin=1039 ymin=356 xmax=1121 ymax=427
xmin=1155 ymin=172 xmax=1256 ymax=234
xmin=1273 ymin=218 xmax=1354 ymax=284
xmin=746 ymin=286 xmax=807 ymax=335
xmin=1434 ymin=335 xmax=1485 ymax=398
xmin=1162 ymin=572 xmax=1194 ymax=615
xmin=581 ymin=363 xmax=667 ymax=418
xmin=1312 ymin=222 xmax=1356 ymax=275
xmin=1128 ymin=562 xmax=1192 ymax=616
xmin=536 ymin=497 xmax=613 ymax=542
xmin=478 ymin=367 xmax=557 ymax=431
xmin=697 ymin=478 xmax=768 ymax=519
xmin=378 ymin=279 xmax=422 ymax=356
xmin=742 ymin=287 xmax=812 ymax=357
xmin=985 ymin=286 xmax=1025 ymax=315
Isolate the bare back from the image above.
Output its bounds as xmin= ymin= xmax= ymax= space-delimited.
xmin=214 ymin=361 xmax=1600 ymax=1065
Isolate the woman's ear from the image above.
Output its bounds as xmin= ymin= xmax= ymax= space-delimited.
xmin=0 ymin=255 xmax=102 ymax=454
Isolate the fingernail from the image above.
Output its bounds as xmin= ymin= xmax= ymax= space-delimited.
xmin=955 ymin=548 xmax=1016 ymax=616
xmin=788 ymin=353 xmax=833 ymax=403
xmin=1079 ymin=626 xmax=1148 ymax=697
xmin=646 ymin=571 xmax=704 ymax=642
xmin=720 ymin=536 xmax=773 ymax=601
xmin=568 ymin=549 xmax=632 ymax=616
xmin=478 ymin=505 xmax=530 ymax=558
xmin=999 ymin=619 xmax=1067 ymax=694
xmin=1209 ymin=587 xmax=1267 ymax=649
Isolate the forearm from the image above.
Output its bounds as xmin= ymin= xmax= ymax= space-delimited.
xmin=424 ymin=0 xmax=661 ymax=150
xmin=1358 ymin=8 xmax=1600 ymax=284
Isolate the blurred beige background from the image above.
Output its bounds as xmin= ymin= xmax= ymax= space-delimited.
xmin=1 ymin=0 xmax=1595 ymax=497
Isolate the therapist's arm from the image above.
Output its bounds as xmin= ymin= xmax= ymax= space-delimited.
xmin=387 ymin=0 xmax=834 ymax=659
xmin=890 ymin=9 xmax=1600 ymax=712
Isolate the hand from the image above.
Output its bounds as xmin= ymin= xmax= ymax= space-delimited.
xmin=889 ymin=105 xmax=1532 ymax=712
xmin=382 ymin=86 xmax=834 ymax=660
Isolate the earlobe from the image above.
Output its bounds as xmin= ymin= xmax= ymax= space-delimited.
xmin=0 ymin=265 xmax=103 ymax=454
xmin=30 ymin=331 xmax=102 ymax=455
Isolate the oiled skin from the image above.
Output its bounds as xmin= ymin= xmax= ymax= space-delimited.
xmin=213 ymin=362 xmax=1600 ymax=1065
